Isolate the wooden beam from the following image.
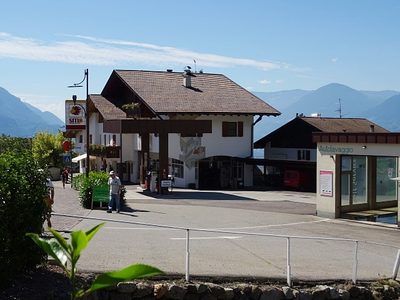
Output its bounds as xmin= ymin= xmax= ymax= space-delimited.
xmin=104 ymin=119 xmax=212 ymax=134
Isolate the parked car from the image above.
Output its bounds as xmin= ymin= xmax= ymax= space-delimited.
xmin=283 ymin=169 xmax=314 ymax=192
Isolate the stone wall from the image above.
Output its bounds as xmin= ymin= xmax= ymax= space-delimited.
xmin=88 ymin=279 xmax=400 ymax=300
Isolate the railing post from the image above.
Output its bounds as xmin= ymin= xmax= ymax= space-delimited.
xmin=185 ymin=229 xmax=190 ymax=282
xmin=352 ymin=241 xmax=358 ymax=284
xmin=392 ymin=249 xmax=400 ymax=280
xmin=286 ymin=237 xmax=292 ymax=287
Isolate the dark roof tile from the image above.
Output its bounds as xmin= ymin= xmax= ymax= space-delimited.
xmin=114 ymin=70 xmax=280 ymax=115
xmin=89 ymin=94 xmax=126 ymax=119
xmin=300 ymin=117 xmax=389 ymax=133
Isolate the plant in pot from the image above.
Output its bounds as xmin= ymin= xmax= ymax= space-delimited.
xmin=121 ymin=102 xmax=141 ymax=118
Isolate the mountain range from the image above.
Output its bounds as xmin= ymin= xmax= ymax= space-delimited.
xmin=0 ymin=87 xmax=63 ymax=137
xmin=0 ymin=83 xmax=399 ymax=139
xmin=254 ymin=83 xmax=400 ymax=140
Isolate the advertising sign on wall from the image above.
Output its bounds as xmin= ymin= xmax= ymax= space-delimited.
xmin=65 ymin=100 xmax=86 ymax=130
xmin=320 ymin=170 xmax=333 ymax=197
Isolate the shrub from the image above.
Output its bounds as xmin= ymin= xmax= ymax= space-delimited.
xmin=0 ymin=151 xmax=47 ymax=287
xmin=74 ymin=171 xmax=109 ymax=208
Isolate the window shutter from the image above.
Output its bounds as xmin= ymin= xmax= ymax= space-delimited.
xmin=222 ymin=122 xmax=228 ymax=137
xmin=238 ymin=122 xmax=243 ymax=137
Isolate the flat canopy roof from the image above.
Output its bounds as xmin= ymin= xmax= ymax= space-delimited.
xmin=103 ymin=119 xmax=212 ymax=134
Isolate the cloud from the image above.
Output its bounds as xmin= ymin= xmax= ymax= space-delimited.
xmin=331 ymin=57 xmax=338 ymax=63
xmin=259 ymin=79 xmax=271 ymax=85
xmin=0 ymin=32 xmax=289 ymax=71
xmin=259 ymin=79 xmax=283 ymax=85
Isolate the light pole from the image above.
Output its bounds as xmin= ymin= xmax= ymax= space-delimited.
xmin=69 ymin=69 xmax=89 ymax=178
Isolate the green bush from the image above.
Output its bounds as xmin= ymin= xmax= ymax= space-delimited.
xmin=75 ymin=172 xmax=109 ymax=208
xmin=74 ymin=171 xmax=126 ymax=209
xmin=0 ymin=151 xmax=47 ymax=287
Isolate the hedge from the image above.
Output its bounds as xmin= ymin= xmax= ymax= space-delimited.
xmin=0 ymin=151 xmax=47 ymax=287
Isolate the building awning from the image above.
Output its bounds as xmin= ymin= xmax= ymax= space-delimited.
xmin=72 ymin=153 xmax=87 ymax=163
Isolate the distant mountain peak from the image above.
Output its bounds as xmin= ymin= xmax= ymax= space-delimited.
xmin=0 ymin=86 xmax=64 ymax=137
xmin=316 ymin=83 xmax=356 ymax=92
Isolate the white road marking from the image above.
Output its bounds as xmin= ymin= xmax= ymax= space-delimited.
xmin=170 ymin=236 xmax=242 ymax=240
xmin=212 ymin=219 xmax=331 ymax=230
xmin=104 ymin=226 xmax=167 ymax=230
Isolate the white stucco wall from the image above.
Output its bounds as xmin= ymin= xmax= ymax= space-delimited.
xmin=201 ymin=115 xmax=253 ymax=158
xmin=315 ymin=150 xmax=337 ymax=218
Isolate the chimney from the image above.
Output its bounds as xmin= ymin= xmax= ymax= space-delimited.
xmin=183 ymin=69 xmax=192 ymax=88
xmin=370 ymin=125 xmax=375 ymax=133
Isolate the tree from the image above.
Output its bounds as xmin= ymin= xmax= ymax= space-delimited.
xmin=32 ymin=131 xmax=64 ymax=167
xmin=0 ymin=134 xmax=31 ymax=154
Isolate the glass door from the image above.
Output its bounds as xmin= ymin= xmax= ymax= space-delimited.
xmin=341 ymin=156 xmax=368 ymax=208
xmin=376 ymin=157 xmax=398 ymax=203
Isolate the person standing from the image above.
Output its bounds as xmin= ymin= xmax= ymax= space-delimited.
xmin=44 ymin=178 xmax=55 ymax=228
xmin=61 ymin=168 xmax=69 ymax=189
xmin=107 ymin=171 xmax=121 ymax=213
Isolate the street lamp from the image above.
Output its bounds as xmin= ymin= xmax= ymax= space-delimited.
xmin=68 ymin=69 xmax=89 ymax=178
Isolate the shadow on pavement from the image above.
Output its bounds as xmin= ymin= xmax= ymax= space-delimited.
xmin=139 ymin=190 xmax=256 ymax=201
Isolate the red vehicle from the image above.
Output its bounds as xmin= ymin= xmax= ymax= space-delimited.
xmin=283 ymin=169 xmax=314 ymax=191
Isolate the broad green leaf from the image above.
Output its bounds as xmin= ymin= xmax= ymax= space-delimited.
xmin=85 ymin=222 xmax=105 ymax=243
xmin=87 ymin=264 xmax=163 ymax=293
xmin=71 ymin=230 xmax=88 ymax=260
xmin=48 ymin=239 xmax=69 ymax=267
xmin=49 ymin=227 xmax=71 ymax=254
xmin=26 ymin=233 xmax=68 ymax=268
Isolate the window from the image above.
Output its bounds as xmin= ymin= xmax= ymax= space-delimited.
xmin=89 ymin=134 xmax=93 ymax=144
xmin=104 ymin=134 xmax=107 ymax=146
xmin=79 ymin=135 xmax=83 ymax=143
xmin=111 ymin=134 xmax=117 ymax=146
xmin=181 ymin=133 xmax=203 ymax=137
xmin=172 ymin=159 xmax=184 ymax=178
xmin=222 ymin=121 xmax=243 ymax=137
xmin=233 ymin=161 xmax=243 ymax=180
xmin=340 ymin=156 xmax=367 ymax=206
xmin=297 ymin=150 xmax=310 ymax=161
xmin=376 ymin=157 xmax=397 ymax=202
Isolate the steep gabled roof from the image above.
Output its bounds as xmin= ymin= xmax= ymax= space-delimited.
xmin=254 ymin=116 xmax=389 ymax=148
xmin=102 ymin=70 xmax=280 ymax=116
xmin=89 ymin=94 xmax=126 ymax=119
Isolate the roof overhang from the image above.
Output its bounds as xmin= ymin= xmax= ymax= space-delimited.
xmin=312 ymin=132 xmax=400 ymax=144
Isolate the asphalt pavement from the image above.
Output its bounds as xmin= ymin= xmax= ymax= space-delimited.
xmin=50 ymin=182 xmax=400 ymax=282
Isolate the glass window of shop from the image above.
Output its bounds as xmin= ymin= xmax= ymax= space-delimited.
xmin=341 ymin=156 xmax=367 ymax=206
xmin=376 ymin=157 xmax=398 ymax=203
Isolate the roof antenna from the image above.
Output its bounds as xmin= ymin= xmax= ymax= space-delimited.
xmin=335 ymin=98 xmax=342 ymax=118
xmin=193 ymin=59 xmax=197 ymax=73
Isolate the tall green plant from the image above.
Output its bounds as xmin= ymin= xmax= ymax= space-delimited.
xmin=75 ymin=171 xmax=109 ymax=208
xmin=0 ymin=151 xmax=47 ymax=287
xmin=74 ymin=171 xmax=126 ymax=208
xmin=27 ymin=223 xmax=162 ymax=299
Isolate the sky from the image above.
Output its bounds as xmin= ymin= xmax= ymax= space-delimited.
xmin=0 ymin=0 xmax=399 ymax=120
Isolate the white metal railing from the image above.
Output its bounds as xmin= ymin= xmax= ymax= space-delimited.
xmin=52 ymin=213 xmax=400 ymax=286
